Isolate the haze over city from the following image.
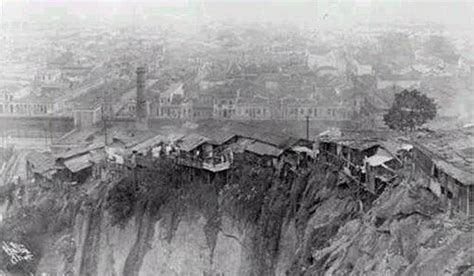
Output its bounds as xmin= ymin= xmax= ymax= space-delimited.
xmin=0 ymin=1 xmax=473 ymax=275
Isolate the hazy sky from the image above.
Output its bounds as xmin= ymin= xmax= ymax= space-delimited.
xmin=1 ymin=0 xmax=473 ymax=30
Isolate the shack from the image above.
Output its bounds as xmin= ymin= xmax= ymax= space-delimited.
xmin=244 ymin=140 xmax=284 ymax=167
xmin=411 ymin=128 xmax=474 ymax=218
xmin=26 ymin=151 xmax=61 ymax=187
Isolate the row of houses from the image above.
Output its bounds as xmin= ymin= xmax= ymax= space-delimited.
xmin=318 ymin=132 xmax=403 ymax=196
xmin=25 ymin=121 xmax=316 ymax=189
xmin=318 ymin=127 xmax=474 ymax=219
xmin=24 ymin=122 xmax=474 ymax=221
xmin=150 ymin=85 xmax=358 ymax=122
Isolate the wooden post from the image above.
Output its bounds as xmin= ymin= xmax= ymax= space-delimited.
xmin=305 ymin=115 xmax=310 ymax=140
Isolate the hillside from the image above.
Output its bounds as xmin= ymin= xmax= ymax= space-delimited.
xmin=0 ymin=149 xmax=472 ymax=275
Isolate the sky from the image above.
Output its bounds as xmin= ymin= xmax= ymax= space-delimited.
xmin=1 ymin=0 xmax=473 ymax=31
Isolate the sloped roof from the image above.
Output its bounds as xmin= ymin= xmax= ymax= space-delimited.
xmin=130 ymin=135 xmax=165 ymax=154
xmin=364 ymin=147 xmax=395 ymax=167
xmin=202 ymin=131 xmax=236 ymax=146
xmin=177 ymin=133 xmax=210 ymax=152
xmin=111 ymin=129 xmax=156 ymax=149
xmin=64 ymin=154 xmax=93 ymax=173
xmin=54 ymin=142 xmax=105 ymax=160
xmin=195 ymin=120 xmax=300 ymax=149
xmin=413 ymin=127 xmax=474 ymax=185
xmin=321 ymin=136 xmax=381 ymax=151
xmin=161 ymin=83 xmax=184 ymax=98
xmin=26 ymin=151 xmax=59 ymax=174
xmin=245 ymin=141 xmax=284 ymax=157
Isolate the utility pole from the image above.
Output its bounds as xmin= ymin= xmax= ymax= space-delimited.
xmin=305 ymin=115 xmax=310 ymax=140
xmin=102 ymin=86 xmax=108 ymax=147
xmin=48 ymin=112 xmax=53 ymax=147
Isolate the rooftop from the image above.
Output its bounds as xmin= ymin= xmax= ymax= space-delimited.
xmin=414 ymin=127 xmax=474 ymax=185
xmin=195 ymin=120 xmax=300 ymax=149
xmin=177 ymin=133 xmax=210 ymax=152
xmin=26 ymin=151 xmax=58 ymax=175
xmin=245 ymin=141 xmax=284 ymax=157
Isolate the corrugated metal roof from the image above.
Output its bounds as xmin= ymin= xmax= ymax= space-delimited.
xmin=245 ymin=141 xmax=284 ymax=157
xmin=64 ymin=154 xmax=93 ymax=173
xmin=177 ymin=133 xmax=209 ymax=152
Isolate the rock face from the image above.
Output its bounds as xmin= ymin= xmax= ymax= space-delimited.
xmin=3 ymin=159 xmax=473 ymax=276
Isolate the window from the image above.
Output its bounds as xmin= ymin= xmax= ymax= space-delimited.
xmin=308 ymin=108 xmax=312 ymax=115
xmin=314 ymin=108 xmax=317 ymax=117
xmin=327 ymin=108 xmax=332 ymax=116
xmin=300 ymin=109 xmax=304 ymax=115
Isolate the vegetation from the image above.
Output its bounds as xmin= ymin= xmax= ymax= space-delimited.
xmin=105 ymin=159 xmax=177 ymax=226
xmin=383 ymin=89 xmax=437 ymax=132
xmin=223 ymin=162 xmax=275 ymax=223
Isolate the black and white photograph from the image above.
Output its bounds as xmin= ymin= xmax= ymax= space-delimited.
xmin=0 ymin=0 xmax=473 ymax=275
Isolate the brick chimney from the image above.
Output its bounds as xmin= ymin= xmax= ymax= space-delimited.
xmin=136 ymin=66 xmax=147 ymax=128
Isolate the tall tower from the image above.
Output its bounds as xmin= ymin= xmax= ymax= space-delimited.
xmin=136 ymin=66 xmax=148 ymax=129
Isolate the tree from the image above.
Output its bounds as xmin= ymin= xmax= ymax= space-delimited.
xmin=383 ymin=89 xmax=437 ymax=132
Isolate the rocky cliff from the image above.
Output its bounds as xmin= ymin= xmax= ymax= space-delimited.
xmin=0 ymin=154 xmax=472 ymax=275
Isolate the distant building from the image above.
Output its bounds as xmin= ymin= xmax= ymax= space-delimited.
xmin=159 ymin=83 xmax=184 ymax=106
xmin=0 ymin=93 xmax=54 ymax=116
xmin=213 ymin=92 xmax=237 ymax=119
xmin=73 ymin=104 xmax=102 ymax=129
xmin=235 ymin=95 xmax=271 ymax=120
xmin=376 ymin=74 xmax=421 ymax=90
xmin=279 ymin=95 xmax=353 ymax=121
xmin=34 ymin=68 xmax=61 ymax=85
